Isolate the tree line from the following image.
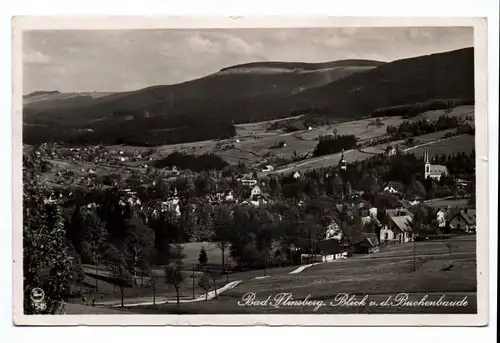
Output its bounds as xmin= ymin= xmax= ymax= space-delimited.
xmin=313 ymin=134 xmax=357 ymax=157
xmin=370 ymin=99 xmax=474 ymax=118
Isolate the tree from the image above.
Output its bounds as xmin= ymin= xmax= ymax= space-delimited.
xmin=198 ymin=246 xmax=208 ymax=266
xmin=23 ymin=152 xmax=73 ymax=314
xmin=213 ymin=205 xmax=233 ymax=274
xmin=111 ymin=263 xmax=132 ymax=308
xmin=80 ymin=208 xmax=108 ymax=291
xmin=198 ymin=272 xmax=212 ymax=300
xmin=164 ymin=262 xmax=184 ymax=309
xmin=148 ymin=271 xmax=160 ymax=305
xmin=123 ymin=213 xmax=155 ymax=286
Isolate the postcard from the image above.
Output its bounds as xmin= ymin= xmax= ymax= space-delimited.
xmin=12 ymin=16 xmax=489 ymax=326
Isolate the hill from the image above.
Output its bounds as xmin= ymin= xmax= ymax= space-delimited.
xmin=23 ymin=48 xmax=474 ymax=146
xmin=23 ymin=59 xmax=382 ymax=146
xmin=291 ymin=47 xmax=474 ymax=117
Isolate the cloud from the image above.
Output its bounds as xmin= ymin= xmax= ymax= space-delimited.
xmin=23 ymin=49 xmax=51 ymax=64
xmin=187 ymin=33 xmax=220 ymax=54
xmin=22 ymin=27 xmax=473 ymax=93
xmin=223 ymin=34 xmax=263 ymax=56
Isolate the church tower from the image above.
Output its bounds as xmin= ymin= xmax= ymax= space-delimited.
xmin=424 ymin=150 xmax=431 ymax=179
xmin=339 ymin=149 xmax=347 ymax=171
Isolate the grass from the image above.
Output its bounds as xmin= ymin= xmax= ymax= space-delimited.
xmin=407 ymin=134 xmax=475 ymax=157
xmin=117 ymin=235 xmax=476 ymax=314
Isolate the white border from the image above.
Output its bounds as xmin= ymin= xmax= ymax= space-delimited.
xmin=11 ymin=16 xmax=489 ymax=327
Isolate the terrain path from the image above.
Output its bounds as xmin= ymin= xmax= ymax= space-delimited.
xmin=96 ymin=280 xmax=244 ymax=308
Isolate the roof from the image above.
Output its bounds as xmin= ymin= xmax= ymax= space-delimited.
xmin=389 ymin=215 xmax=413 ymax=232
xmin=399 ymin=200 xmax=412 ymax=209
xmin=453 ymin=209 xmax=476 ymax=225
xmin=428 ymin=164 xmax=448 ymax=175
xmin=386 ymin=209 xmax=414 ymax=218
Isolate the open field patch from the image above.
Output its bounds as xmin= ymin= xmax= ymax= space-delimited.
xmin=114 ymin=236 xmax=477 ymax=314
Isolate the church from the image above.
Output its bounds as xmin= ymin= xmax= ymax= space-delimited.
xmin=424 ymin=150 xmax=448 ymax=181
xmin=339 ymin=149 xmax=347 ymax=171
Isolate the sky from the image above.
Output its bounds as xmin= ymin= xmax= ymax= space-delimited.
xmin=22 ymin=27 xmax=473 ymax=94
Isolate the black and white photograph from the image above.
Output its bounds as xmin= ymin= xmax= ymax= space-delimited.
xmin=12 ymin=17 xmax=489 ymax=326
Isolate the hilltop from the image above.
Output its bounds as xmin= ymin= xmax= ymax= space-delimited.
xmin=23 ymin=48 xmax=474 ymax=146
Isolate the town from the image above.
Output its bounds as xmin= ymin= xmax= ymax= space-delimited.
xmin=23 ymin=107 xmax=477 ymax=314
xmin=21 ymin=28 xmax=477 ymax=315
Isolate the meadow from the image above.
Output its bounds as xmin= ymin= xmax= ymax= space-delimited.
xmin=113 ymin=235 xmax=477 ymax=314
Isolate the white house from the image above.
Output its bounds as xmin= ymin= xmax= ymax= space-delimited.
xmin=293 ymin=171 xmax=301 ymax=179
xmin=384 ymin=145 xmax=397 ymax=157
xmin=240 ymin=178 xmax=257 ymax=186
xmin=262 ymin=165 xmax=274 ymax=172
xmin=380 ymin=209 xmax=414 ymax=244
xmin=436 ymin=207 xmax=450 ymax=228
xmin=324 ymin=220 xmax=343 ymax=240
xmin=251 ymin=185 xmax=262 ymax=198
xmin=161 ymin=197 xmax=181 ymax=217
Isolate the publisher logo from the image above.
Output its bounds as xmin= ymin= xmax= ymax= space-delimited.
xmin=30 ymin=287 xmax=45 ymax=303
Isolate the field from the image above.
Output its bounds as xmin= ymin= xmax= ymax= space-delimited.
xmin=406 ymin=134 xmax=476 ymax=158
xmin=101 ymin=105 xmax=475 ymax=172
xmin=96 ymin=235 xmax=477 ymax=314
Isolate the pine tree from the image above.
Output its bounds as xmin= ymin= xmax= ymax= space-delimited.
xmin=198 ymin=246 xmax=208 ymax=266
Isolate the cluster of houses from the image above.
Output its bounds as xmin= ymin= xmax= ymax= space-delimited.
xmin=291 ymin=201 xmax=477 ymax=264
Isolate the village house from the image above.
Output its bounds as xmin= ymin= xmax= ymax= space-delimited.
xmin=239 ymin=177 xmax=258 ymax=186
xmin=293 ymin=171 xmax=301 ymax=180
xmin=349 ymin=231 xmax=380 ymax=254
xmin=450 ymin=209 xmax=476 ymax=233
xmin=424 ymin=150 xmax=449 ymax=181
xmin=250 ymin=185 xmax=262 ymax=198
xmin=163 ymin=165 xmax=180 ymax=177
xmin=384 ymin=181 xmax=404 ymax=195
xmin=261 ymin=165 xmax=274 ymax=172
xmin=435 ymin=207 xmax=450 ymax=229
xmin=455 ymin=178 xmax=471 ymax=189
xmin=380 ymin=209 xmax=414 ymax=244
xmin=384 ymin=145 xmax=397 ymax=157
xmin=161 ymin=198 xmax=181 ymax=217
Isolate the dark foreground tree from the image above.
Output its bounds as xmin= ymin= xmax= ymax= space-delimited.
xmin=148 ymin=271 xmax=160 ymax=305
xmin=198 ymin=272 xmax=212 ymax=300
xmin=111 ymin=263 xmax=132 ymax=307
xmin=23 ymin=151 xmax=73 ymax=314
xmin=164 ymin=262 xmax=184 ymax=309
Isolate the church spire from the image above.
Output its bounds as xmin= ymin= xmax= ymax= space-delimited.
xmin=339 ymin=148 xmax=347 ymax=171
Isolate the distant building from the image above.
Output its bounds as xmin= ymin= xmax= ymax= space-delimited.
xmin=384 ymin=145 xmax=397 ymax=157
xmin=250 ymin=185 xmax=262 ymax=198
xmin=380 ymin=209 xmax=414 ymax=244
xmin=240 ymin=177 xmax=258 ymax=186
xmin=293 ymin=171 xmax=301 ymax=180
xmin=262 ymin=165 xmax=274 ymax=172
xmin=384 ymin=181 xmax=404 ymax=195
xmin=424 ymin=150 xmax=448 ymax=181
xmin=450 ymin=209 xmax=476 ymax=233
xmin=339 ymin=149 xmax=347 ymax=171
xmin=436 ymin=207 xmax=449 ymax=228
